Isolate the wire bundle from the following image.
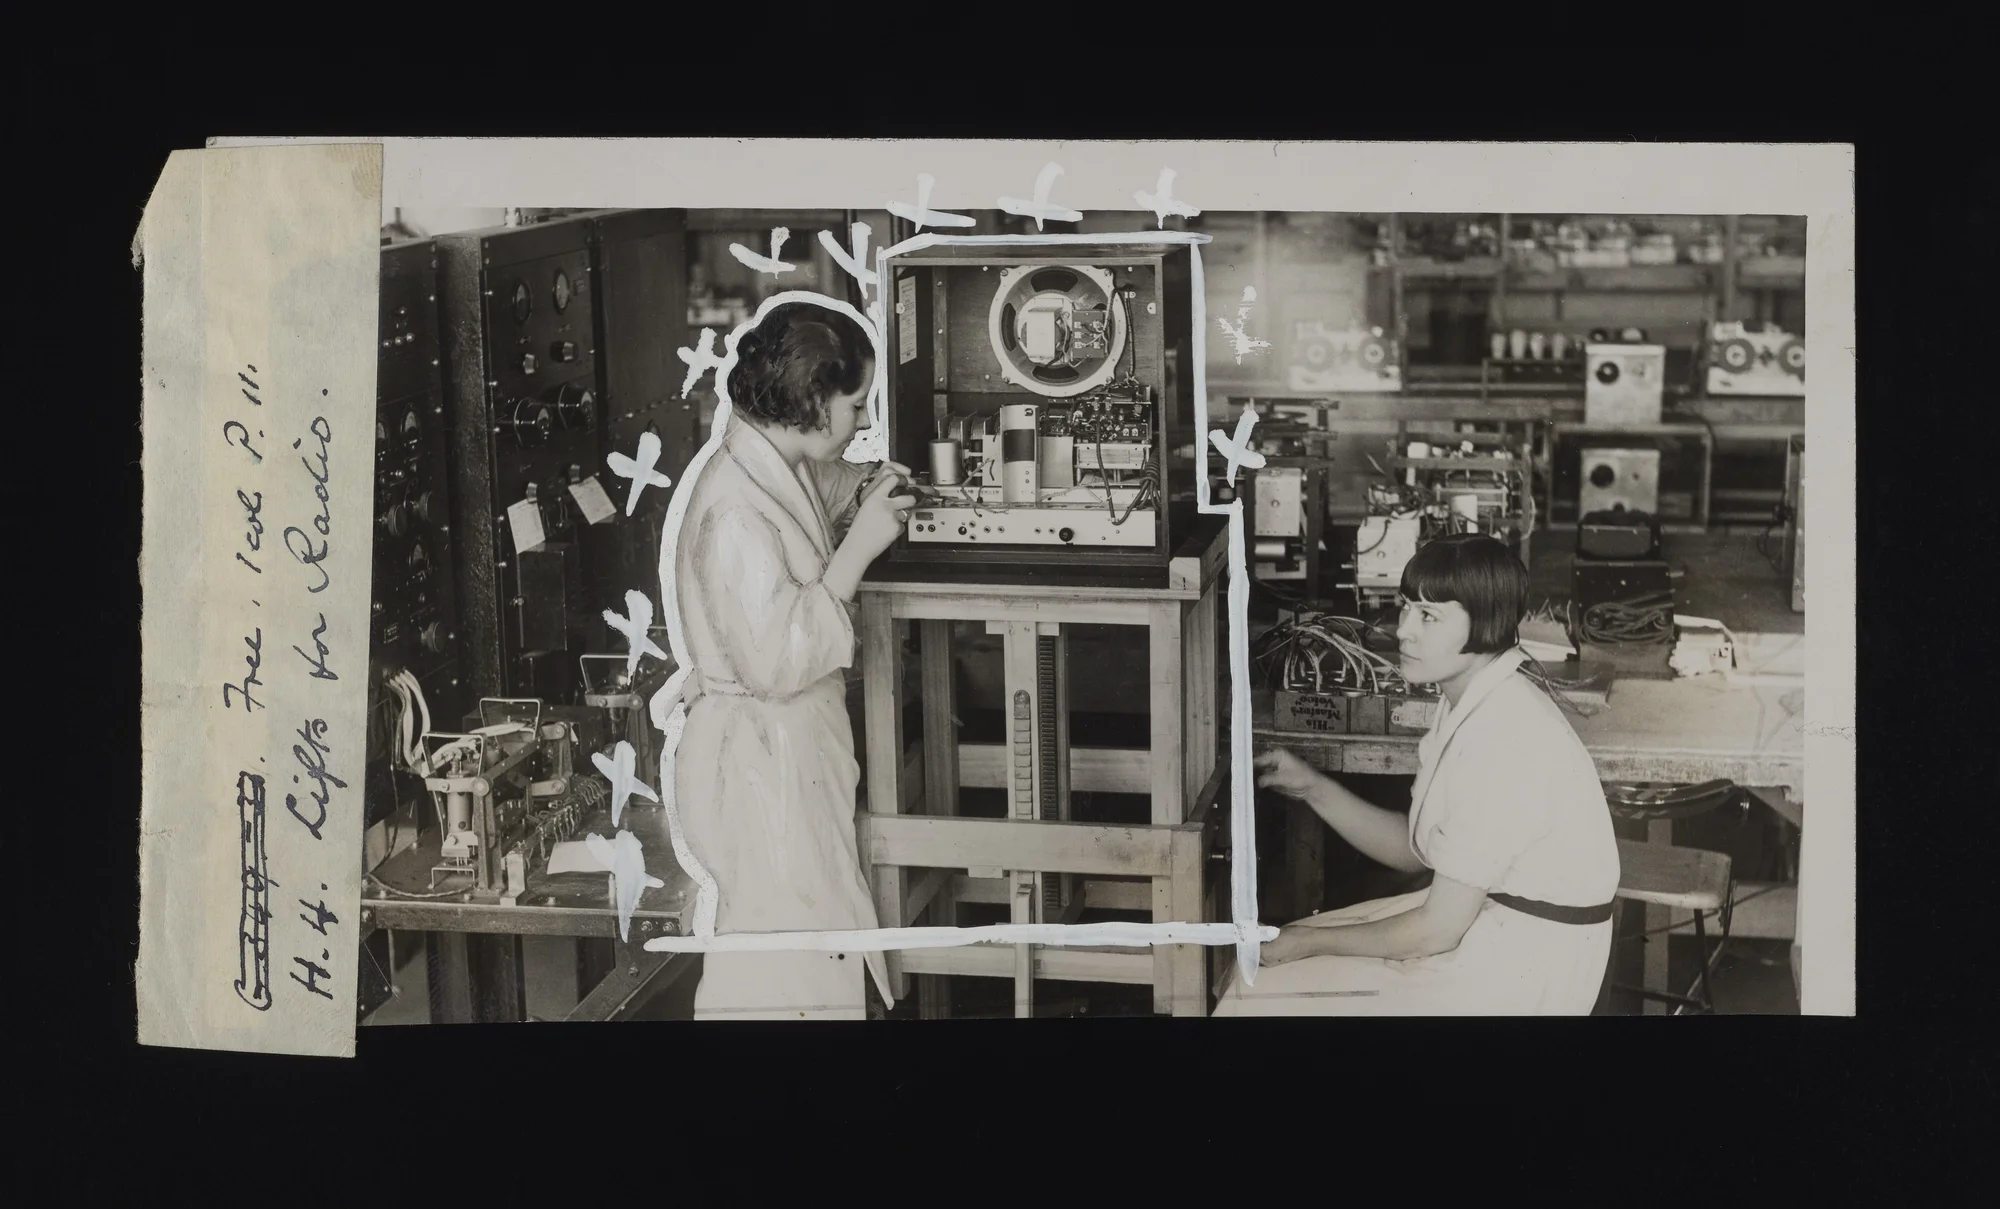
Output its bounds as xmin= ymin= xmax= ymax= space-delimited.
xmin=1575 ymin=593 xmax=1675 ymax=645
xmin=1254 ymin=612 xmax=1408 ymax=695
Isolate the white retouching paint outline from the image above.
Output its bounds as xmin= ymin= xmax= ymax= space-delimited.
xmin=645 ymin=229 xmax=1278 ymax=987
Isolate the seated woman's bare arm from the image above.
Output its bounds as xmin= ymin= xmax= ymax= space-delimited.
xmin=1256 ymin=748 xmax=1426 ymax=874
xmin=1263 ymin=873 xmax=1487 ymax=964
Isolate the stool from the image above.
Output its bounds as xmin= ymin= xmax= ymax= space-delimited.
xmin=1600 ymin=780 xmax=1749 ymax=1015
xmin=1610 ymin=837 xmax=1735 ymax=1015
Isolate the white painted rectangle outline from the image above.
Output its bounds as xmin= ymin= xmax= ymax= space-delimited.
xmin=206 ymin=137 xmax=1854 ymax=1016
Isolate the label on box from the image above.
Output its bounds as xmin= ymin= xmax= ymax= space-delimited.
xmin=1390 ymin=699 xmax=1439 ymax=731
xmin=897 ymin=276 xmax=919 ymax=365
xmin=505 ymin=498 xmax=547 ymax=555
xmin=1275 ymin=692 xmax=1348 ymax=734
xmin=567 ymin=476 xmax=618 ymax=526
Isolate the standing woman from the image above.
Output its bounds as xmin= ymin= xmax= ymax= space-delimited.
xmin=667 ymin=301 xmax=916 ymax=1021
xmin=1213 ymin=533 xmax=1620 ymax=1016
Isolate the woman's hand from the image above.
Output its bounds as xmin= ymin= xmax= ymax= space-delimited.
xmin=1256 ymin=925 xmax=1317 ymax=967
xmin=842 ymin=468 xmax=918 ymax=562
xmin=1254 ymin=747 xmax=1323 ymax=801
xmin=851 ymin=460 xmax=914 ymax=513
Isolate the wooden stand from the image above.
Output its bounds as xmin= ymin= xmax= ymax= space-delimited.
xmin=856 ymin=517 xmax=1232 ymax=1018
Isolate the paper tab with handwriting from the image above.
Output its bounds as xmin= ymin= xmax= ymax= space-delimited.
xmin=506 ymin=498 xmax=547 ymax=553
xmin=136 ymin=143 xmax=381 ymax=1057
xmin=568 ymin=476 xmax=618 ymax=526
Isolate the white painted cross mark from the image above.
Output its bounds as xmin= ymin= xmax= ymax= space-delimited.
xmin=676 ymin=328 xmax=728 ymax=399
xmin=818 ymin=223 xmax=879 ymax=291
xmin=1210 ymin=410 xmax=1265 ymax=486
xmin=591 ymin=740 xmax=660 ymax=828
xmin=584 ymin=829 xmax=665 ymax=943
xmin=729 ymin=227 xmax=796 ymax=277
xmin=606 ymin=430 xmax=674 ymax=517
xmin=887 ymin=173 xmax=976 ymax=233
xmin=1216 ymin=285 xmax=1272 ymax=363
xmin=998 ymin=162 xmax=1083 ymax=232
xmin=1134 ymin=168 xmax=1200 ymax=229
xmin=603 ymin=589 xmax=669 ymax=678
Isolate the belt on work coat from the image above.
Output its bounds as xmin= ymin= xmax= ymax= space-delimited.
xmin=1487 ymin=892 xmax=1616 ymax=926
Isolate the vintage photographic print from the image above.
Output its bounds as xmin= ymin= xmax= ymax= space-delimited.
xmin=137 ymin=140 xmax=1852 ymax=1051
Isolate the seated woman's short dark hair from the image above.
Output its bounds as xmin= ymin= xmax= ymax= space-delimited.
xmin=727 ymin=302 xmax=874 ymax=432
xmin=1399 ymin=532 xmax=1531 ymax=654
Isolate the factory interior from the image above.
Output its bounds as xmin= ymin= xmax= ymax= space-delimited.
xmin=358 ymin=206 xmax=1807 ymax=1023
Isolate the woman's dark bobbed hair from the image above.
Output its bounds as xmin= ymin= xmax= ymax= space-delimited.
xmin=1398 ymin=532 xmax=1531 ymax=654
xmin=726 ymin=302 xmax=874 ymax=432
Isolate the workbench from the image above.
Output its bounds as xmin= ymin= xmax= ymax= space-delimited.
xmin=1252 ymin=529 xmax=1808 ymax=1012
xmin=856 ymin=515 xmax=1233 ymax=1018
xmin=360 ymin=801 xmax=697 ymax=1023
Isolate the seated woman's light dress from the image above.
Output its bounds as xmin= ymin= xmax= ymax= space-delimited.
xmin=1214 ymin=648 xmax=1620 ymax=1016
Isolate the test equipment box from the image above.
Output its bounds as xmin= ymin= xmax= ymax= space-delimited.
xmin=871 ymin=240 xmax=1202 ymax=584
xmin=1706 ymin=321 xmax=1805 ymax=397
xmin=1579 ymin=447 xmax=1661 ymax=517
xmin=1286 ymin=321 xmax=1403 ymax=393
xmin=1584 ymin=343 xmax=1666 ymax=426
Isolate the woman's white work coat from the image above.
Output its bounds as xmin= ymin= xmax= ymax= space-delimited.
xmin=667 ymin=420 xmax=888 ymax=1021
xmin=1213 ymin=647 xmax=1621 ymax=1016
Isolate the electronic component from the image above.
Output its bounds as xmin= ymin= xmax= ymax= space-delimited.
xmin=1579 ymin=447 xmax=1661 ymax=517
xmin=1287 ymin=321 xmax=1402 ymax=393
xmin=1251 ymin=466 xmax=1307 ymax=582
xmin=367 ymin=240 xmax=464 ymax=832
xmin=1355 ymin=515 xmax=1422 ymax=591
xmin=1570 ymin=559 xmax=1677 ymax=680
xmin=874 ymin=241 xmax=1197 ymax=583
xmin=1584 ymin=343 xmax=1666 ymax=426
xmin=438 ymin=218 xmax=618 ymax=702
xmin=1256 ymin=611 xmax=1439 ymax=736
xmin=1577 ymin=511 xmax=1662 ymax=561
xmin=417 ymin=699 xmax=609 ymax=904
xmin=1705 ymin=321 xmax=1804 ymax=397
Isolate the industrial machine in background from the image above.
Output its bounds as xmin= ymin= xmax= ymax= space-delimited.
xmin=368 ymin=241 xmax=465 ymax=840
xmin=588 ymin=209 xmax=698 ymax=604
xmin=1345 ymin=431 xmax=1536 ymax=612
xmin=1705 ymin=321 xmax=1805 ymax=397
xmin=872 ymin=242 xmax=1199 ymax=584
xmin=1251 ymin=465 xmax=1308 ymax=582
xmin=418 ymin=699 xmax=610 ymax=905
xmin=1286 ymin=321 xmax=1403 ymax=393
xmin=435 ymin=211 xmax=691 ymax=704
xmin=437 ymin=219 xmax=607 ymax=703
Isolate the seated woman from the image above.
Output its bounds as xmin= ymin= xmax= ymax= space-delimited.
xmin=1213 ymin=533 xmax=1620 ymax=1016
xmin=667 ymin=300 xmax=917 ymax=1021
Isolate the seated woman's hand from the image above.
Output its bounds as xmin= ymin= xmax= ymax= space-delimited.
xmin=1253 ymin=747 xmax=1322 ymax=800
xmin=1257 ymin=924 xmax=1315 ymax=967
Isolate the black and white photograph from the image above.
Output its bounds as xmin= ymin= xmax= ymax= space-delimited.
xmin=345 ymin=197 xmax=1812 ymax=1023
xmin=131 ymin=138 xmax=1854 ymax=1055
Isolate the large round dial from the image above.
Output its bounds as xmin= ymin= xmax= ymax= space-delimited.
xmin=505 ymin=398 xmax=555 ymax=448
xmin=552 ymin=383 xmax=596 ymax=432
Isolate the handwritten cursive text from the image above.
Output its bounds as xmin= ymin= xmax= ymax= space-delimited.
xmin=284 ymin=718 xmax=346 ymax=842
